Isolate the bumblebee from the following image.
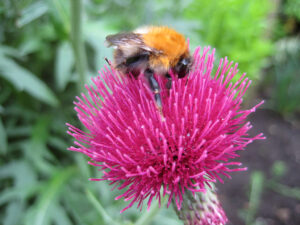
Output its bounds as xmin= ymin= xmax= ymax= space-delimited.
xmin=105 ymin=26 xmax=192 ymax=112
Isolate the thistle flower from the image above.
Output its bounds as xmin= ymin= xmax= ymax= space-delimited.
xmin=67 ymin=47 xmax=264 ymax=217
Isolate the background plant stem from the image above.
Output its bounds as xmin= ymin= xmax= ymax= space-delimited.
xmin=85 ymin=189 xmax=120 ymax=225
xmin=70 ymin=0 xmax=87 ymax=92
xmin=246 ymin=171 xmax=264 ymax=225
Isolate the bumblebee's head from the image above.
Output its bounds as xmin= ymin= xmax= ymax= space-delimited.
xmin=173 ymin=56 xmax=192 ymax=78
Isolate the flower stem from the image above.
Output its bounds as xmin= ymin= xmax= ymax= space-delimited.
xmin=135 ymin=195 xmax=167 ymax=225
xmin=173 ymin=184 xmax=228 ymax=225
xmin=70 ymin=0 xmax=87 ymax=92
xmin=85 ymin=189 xmax=120 ymax=225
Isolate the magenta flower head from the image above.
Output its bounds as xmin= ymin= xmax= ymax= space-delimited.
xmin=67 ymin=46 xmax=264 ymax=218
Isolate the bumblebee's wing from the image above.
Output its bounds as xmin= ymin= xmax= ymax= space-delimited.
xmin=105 ymin=32 xmax=161 ymax=55
xmin=106 ymin=32 xmax=142 ymax=46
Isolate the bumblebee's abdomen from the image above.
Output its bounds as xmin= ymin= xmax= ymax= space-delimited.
xmin=114 ymin=49 xmax=149 ymax=77
xmin=142 ymin=27 xmax=189 ymax=69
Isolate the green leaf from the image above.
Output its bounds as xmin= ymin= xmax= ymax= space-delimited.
xmin=23 ymin=116 xmax=56 ymax=175
xmin=268 ymin=181 xmax=300 ymax=201
xmin=0 ymin=161 xmax=37 ymax=187
xmin=3 ymin=200 xmax=24 ymax=225
xmin=0 ymin=45 xmax=24 ymax=58
xmin=25 ymin=167 xmax=76 ymax=225
xmin=85 ymin=188 xmax=120 ymax=225
xmin=55 ymin=42 xmax=74 ymax=91
xmin=62 ymin=186 xmax=99 ymax=225
xmin=135 ymin=193 xmax=167 ymax=225
xmin=50 ymin=0 xmax=71 ymax=34
xmin=0 ymin=185 xmax=42 ymax=206
xmin=16 ymin=1 xmax=48 ymax=27
xmin=0 ymin=55 xmax=59 ymax=107
xmin=246 ymin=171 xmax=264 ymax=225
xmin=0 ymin=161 xmax=40 ymax=205
xmin=0 ymin=118 xmax=7 ymax=154
xmin=6 ymin=125 xmax=32 ymax=138
xmin=51 ymin=204 xmax=73 ymax=225
xmin=74 ymin=154 xmax=91 ymax=179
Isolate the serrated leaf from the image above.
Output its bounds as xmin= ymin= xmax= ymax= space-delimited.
xmin=16 ymin=1 xmax=48 ymax=27
xmin=0 ymin=55 xmax=59 ymax=107
xmin=55 ymin=42 xmax=74 ymax=91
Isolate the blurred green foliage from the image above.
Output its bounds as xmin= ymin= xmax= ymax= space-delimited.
xmin=262 ymin=0 xmax=300 ymax=116
xmin=271 ymin=160 xmax=288 ymax=179
xmin=284 ymin=0 xmax=300 ymax=21
xmin=184 ymin=0 xmax=273 ymax=81
xmin=0 ymin=0 xmax=299 ymax=224
xmin=265 ymin=37 xmax=300 ymax=115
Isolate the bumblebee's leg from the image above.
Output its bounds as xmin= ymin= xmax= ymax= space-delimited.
xmin=144 ymin=69 xmax=163 ymax=113
xmin=185 ymin=73 xmax=191 ymax=86
xmin=165 ymin=73 xmax=172 ymax=92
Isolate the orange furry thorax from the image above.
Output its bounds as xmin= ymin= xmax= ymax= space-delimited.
xmin=142 ymin=27 xmax=189 ymax=69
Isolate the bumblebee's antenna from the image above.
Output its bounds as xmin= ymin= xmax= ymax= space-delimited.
xmin=105 ymin=57 xmax=112 ymax=66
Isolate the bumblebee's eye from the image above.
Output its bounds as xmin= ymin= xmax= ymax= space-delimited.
xmin=181 ymin=58 xmax=190 ymax=66
xmin=174 ymin=57 xmax=192 ymax=78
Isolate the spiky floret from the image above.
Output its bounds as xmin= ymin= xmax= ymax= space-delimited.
xmin=67 ymin=46 xmax=264 ymax=213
